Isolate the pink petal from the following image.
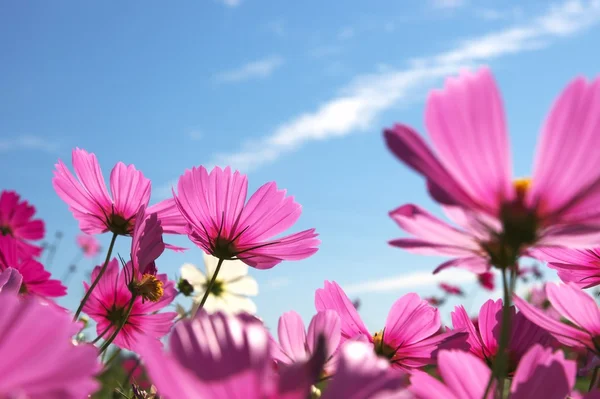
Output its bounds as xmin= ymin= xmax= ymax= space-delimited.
xmin=546 ymin=283 xmax=600 ymax=336
xmin=451 ymin=305 xmax=487 ymax=359
xmin=147 ymin=198 xmax=188 ymax=235
xmin=389 ymin=204 xmax=480 ymax=256
xmin=433 ymin=256 xmax=490 ymax=274
xmin=0 ymin=268 xmax=22 ymax=294
xmin=409 ymin=370 xmax=458 ymax=399
xmin=532 ymin=247 xmax=600 ymax=289
xmin=131 ymin=206 xmax=165 ymax=275
xmin=384 ymin=293 xmax=440 ymax=348
xmin=306 ymin=310 xmax=341 ymax=360
xmin=513 ymin=294 xmax=595 ymax=351
xmin=109 ymin=162 xmax=151 ymax=221
xmin=277 ymin=311 xmax=308 ymax=363
xmin=426 ymin=67 xmax=513 ymax=216
xmin=478 ymin=299 xmax=502 ymax=356
xmin=437 ymin=350 xmax=493 ymax=399
xmin=510 ymin=344 xmax=576 ymax=399
xmin=240 ymin=229 xmax=320 ymax=269
xmin=315 ymin=281 xmax=370 ymax=342
xmin=384 ymin=125 xmax=477 ymax=209
xmin=71 ymin=148 xmax=113 ymax=211
xmin=529 ymin=76 xmax=600 ymax=223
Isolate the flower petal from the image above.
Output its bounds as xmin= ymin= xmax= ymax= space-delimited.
xmin=315 ymin=281 xmax=370 ymax=341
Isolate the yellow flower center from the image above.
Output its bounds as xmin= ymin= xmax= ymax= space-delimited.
xmin=513 ymin=177 xmax=532 ymax=200
xmin=132 ymin=274 xmax=164 ymax=302
xmin=372 ymin=330 xmax=396 ymax=360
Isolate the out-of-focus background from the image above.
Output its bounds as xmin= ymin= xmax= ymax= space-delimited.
xmin=1 ymin=0 xmax=599 ymax=330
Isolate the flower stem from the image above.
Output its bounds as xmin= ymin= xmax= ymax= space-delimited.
xmin=98 ymin=294 xmax=136 ymax=355
xmin=195 ymin=257 xmax=224 ymax=315
xmin=590 ymin=366 xmax=600 ymax=392
xmin=73 ymin=233 xmax=118 ymax=321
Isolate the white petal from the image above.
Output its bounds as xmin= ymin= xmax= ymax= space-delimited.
xmin=180 ymin=263 xmax=207 ymax=287
xmin=226 ymin=276 xmax=259 ymax=296
xmin=200 ymin=295 xmax=229 ymax=313
xmin=221 ymin=293 xmax=257 ymax=315
xmin=202 ymin=252 xmax=249 ymax=280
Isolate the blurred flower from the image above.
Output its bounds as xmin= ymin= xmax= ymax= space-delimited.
xmin=409 ymin=344 xmax=576 ymax=399
xmin=0 ymin=268 xmax=22 ymax=295
xmin=138 ymin=311 xmax=323 ymax=398
xmin=514 ymin=283 xmax=600 ymax=355
xmin=173 ymin=166 xmax=319 ymax=269
xmin=425 ymin=296 xmax=444 ymax=307
xmin=477 ymin=271 xmax=495 ymax=291
xmin=0 ymin=292 xmax=100 ymax=397
xmin=528 ymin=284 xmax=561 ymax=320
xmin=316 ymin=281 xmax=466 ymax=370
xmin=0 ymin=235 xmax=66 ymax=298
xmin=0 ymin=190 xmax=45 ymax=259
xmin=52 ymin=148 xmax=186 ymax=236
xmin=83 ymin=258 xmax=177 ymax=351
xmin=122 ymin=358 xmax=150 ymax=390
xmin=180 ymin=252 xmax=258 ymax=315
xmin=271 ymin=310 xmax=341 ymax=375
xmin=386 ymin=68 xmax=600 ymax=272
xmin=76 ymin=233 xmax=100 ymax=258
xmin=531 ymin=247 xmax=600 ymax=289
xmin=451 ymin=299 xmax=554 ymax=373
xmin=439 ymin=282 xmax=463 ymax=296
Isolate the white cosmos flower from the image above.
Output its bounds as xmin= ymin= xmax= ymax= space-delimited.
xmin=180 ymin=252 xmax=259 ymax=315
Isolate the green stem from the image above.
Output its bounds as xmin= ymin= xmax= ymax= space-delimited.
xmin=194 ymin=257 xmax=224 ymax=316
xmin=98 ymin=295 xmax=136 ymax=355
xmin=589 ymin=366 xmax=600 ymax=392
xmin=73 ymin=233 xmax=118 ymax=321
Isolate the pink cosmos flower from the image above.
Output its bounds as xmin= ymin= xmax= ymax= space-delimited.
xmin=0 ymin=236 xmax=66 ymax=297
xmin=83 ymin=258 xmax=177 ymax=351
xmin=0 ymin=268 xmax=22 ymax=295
xmin=0 ymin=292 xmax=100 ymax=398
xmin=409 ymin=344 xmax=576 ymax=399
xmin=514 ymin=282 xmax=600 ymax=355
xmin=122 ymin=358 xmax=150 ymax=390
xmin=528 ymin=284 xmax=561 ymax=320
xmin=173 ymin=166 xmax=320 ymax=269
xmin=130 ymin=206 xmax=165 ymax=276
xmin=451 ymin=299 xmax=553 ymax=373
xmin=440 ymin=282 xmax=463 ymax=296
xmin=53 ymin=148 xmax=186 ymax=236
xmin=0 ymin=190 xmax=45 ymax=259
xmin=138 ymin=311 xmax=323 ymax=399
xmin=271 ymin=310 xmax=341 ymax=375
xmin=315 ymin=281 xmax=466 ymax=370
xmin=76 ymin=233 xmax=101 ymax=258
xmin=321 ymin=341 xmax=410 ymax=399
xmin=425 ymin=296 xmax=444 ymax=306
xmin=531 ymin=247 xmax=600 ymax=289
xmin=478 ymin=271 xmax=495 ymax=291
xmin=386 ymin=68 xmax=600 ymax=271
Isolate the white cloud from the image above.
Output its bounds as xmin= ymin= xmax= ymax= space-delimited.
xmin=338 ymin=27 xmax=355 ymax=40
xmin=265 ymin=19 xmax=286 ymax=38
xmin=213 ymin=56 xmax=284 ymax=83
xmin=0 ymin=135 xmax=59 ymax=153
xmin=217 ymin=0 xmax=242 ymax=7
xmin=206 ymin=0 xmax=600 ymax=173
xmin=432 ymin=0 xmax=466 ymax=9
xmin=264 ymin=277 xmax=291 ymax=290
xmin=344 ymin=268 xmax=478 ymax=295
xmin=476 ymin=7 xmax=524 ymax=21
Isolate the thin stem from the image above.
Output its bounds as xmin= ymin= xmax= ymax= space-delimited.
xmin=589 ymin=366 xmax=600 ymax=392
xmin=194 ymin=257 xmax=224 ymax=316
xmin=99 ymin=295 xmax=136 ymax=355
xmin=45 ymin=232 xmax=63 ymax=269
xmin=103 ymin=348 xmax=122 ymax=368
xmin=73 ymin=233 xmax=118 ymax=321
xmin=92 ymin=323 xmax=113 ymax=344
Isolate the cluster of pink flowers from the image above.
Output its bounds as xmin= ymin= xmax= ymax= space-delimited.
xmin=0 ymin=66 xmax=599 ymax=398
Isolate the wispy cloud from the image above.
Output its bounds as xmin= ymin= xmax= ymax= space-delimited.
xmin=188 ymin=130 xmax=203 ymax=141
xmin=0 ymin=135 xmax=59 ymax=153
xmin=263 ymin=277 xmax=291 ymax=290
xmin=432 ymin=0 xmax=466 ymax=9
xmin=337 ymin=27 xmax=355 ymax=40
xmin=344 ymin=269 xmax=479 ymax=295
xmin=265 ymin=19 xmax=286 ymax=38
xmin=213 ymin=56 xmax=284 ymax=83
xmin=475 ymin=7 xmax=524 ymax=21
xmin=206 ymin=0 xmax=600 ymax=173
xmin=217 ymin=0 xmax=242 ymax=7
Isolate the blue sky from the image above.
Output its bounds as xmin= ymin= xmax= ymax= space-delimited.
xmin=1 ymin=0 xmax=599 ymax=332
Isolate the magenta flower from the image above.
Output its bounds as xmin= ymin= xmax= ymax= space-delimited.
xmin=440 ymin=282 xmax=463 ymax=296
xmin=321 ymin=341 xmax=409 ymax=399
xmin=531 ymin=247 xmax=600 ymax=289
xmin=514 ymin=282 xmax=600 ymax=355
xmin=0 ymin=292 xmax=100 ymax=398
xmin=83 ymin=258 xmax=177 ymax=351
xmin=138 ymin=311 xmax=323 ymax=399
xmin=130 ymin=206 xmax=165 ymax=276
xmin=0 ymin=190 xmax=45 ymax=259
xmin=478 ymin=272 xmax=495 ymax=291
xmin=315 ymin=280 xmax=466 ymax=370
xmin=76 ymin=233 xmax=101 ymax=258
xmin=451 ymin=299 xmax=553 ymax=373
xmin=271 ymin=310 xmax=341 ymax=375
xmin=173 ymin=166 xmax=319 ymax=269
xmin=53 ymin=148 xmax=186 ymax=236
xmin=528 ymin=284 xmax=561 ymax=320
xmin=0 ymin=268 xmax=22 ymax=295
xmin=0 ymin=236 xmax=66 ymax=297
xmin=409 ymin=344 xmax=576 ymax=399
xmin=386 ymin=68 xmax=600 ymax=270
